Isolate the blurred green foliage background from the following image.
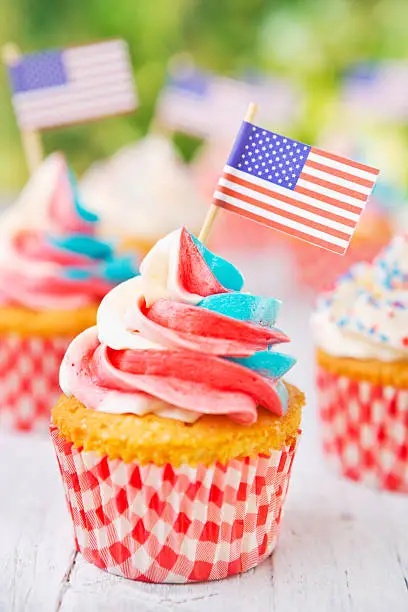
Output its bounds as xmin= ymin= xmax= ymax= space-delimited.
xmin=2 ymin=0 xmax=408 ymax=189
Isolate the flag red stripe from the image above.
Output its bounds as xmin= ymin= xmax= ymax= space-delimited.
xmin=217 ymin=184 xmax=351 ymax=241
xmin=214 ymin=199 xmax=346 ymax=254
xmin=294 ymin=185 xmax=364 ymax=214
xmin=223 ymin=173 xmax=356 ymax=228
xmin=300 ymin=172 xmax=367 ymax=201
xmin=304 ymin=160 xmax=375 ymax=188
xmin=311 ymin=147 xmax=380 ymax=175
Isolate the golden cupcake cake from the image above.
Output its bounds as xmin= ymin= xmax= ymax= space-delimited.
xmin=312 ymin=233 xmax=408 ymax=492
xmin=0 ymin=152 xmax=139 ymax=432
xmin=51 ymin=227 xmax=304 ymax=583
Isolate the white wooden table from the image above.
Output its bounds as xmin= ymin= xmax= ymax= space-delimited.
xmin=0 ymin=247 xmax=407 ymax=612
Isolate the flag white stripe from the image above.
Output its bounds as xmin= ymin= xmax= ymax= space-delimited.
xmin=16 ymin=94 xmax=136 ymax=122
xmin=16 ymin=92 xmax=135 ymax=118
xmin=66 ymin=61 xmax=132 ymax=80
xmin=66 ymin=53 xmax=131 ymax=75
xmin=224 ymin=165 xmax=364 ymax=212
xmin=214 ymin=190 xmax=349 ymax=248
xmin=296 ymin=178 xmax=365 ymax=208
xmin=308 ymin=151 xmax=378 ymax=181
xmin=66 ymin=41 xmax=129 ymax=63
xmin=302 ymin=164 xmax=373 ymax=194
xmin=14 ymin=80 xmax=135 ymax=108
xmin=218 ymin=176 xmax=354 ymax=235
xmin=15 ymin=95 xmax=135 ymax=129
xmin=66 ymin=51 xmax=129 ymax=68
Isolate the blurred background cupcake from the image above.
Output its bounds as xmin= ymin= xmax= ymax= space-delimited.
xmin=312 ymin=233 xmax=408 ymax=492
xmin=0 ymin=152 xmax=139 ymax=432
xmin=80 ymin=134 xmax=206 ymax=254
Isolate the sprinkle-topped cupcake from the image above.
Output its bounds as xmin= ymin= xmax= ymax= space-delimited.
xmin=0 ymin=153 xmax=139 ymax=432
xmin=51 ymin=227 xmax=304 ymax=583
xmin=312 ymin=233 xmax=408 ymax=491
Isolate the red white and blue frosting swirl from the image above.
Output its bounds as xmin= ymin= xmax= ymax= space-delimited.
xmin=0 ymin=153 xmax=138 ymax=310
xmin=60 ymin=227 xmax=296 ymax=424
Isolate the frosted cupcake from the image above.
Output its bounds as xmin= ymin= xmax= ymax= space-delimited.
xmin=51 ymin=227 xmax=304 ymax=583
xmin=0 ymin=153 xmax=139 ymax=432
xmin=80 ymin=135 xmax=205 ymax=253
xmin=312 ymin=233 xmax=408 ymax=492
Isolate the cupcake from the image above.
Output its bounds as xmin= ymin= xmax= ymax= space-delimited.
xmin=0 ymin=152 xmax=139 ymax=432
xmin=80 ymin=135 xmax=206 ymax=253
xmin=312 ymin=234 xmax=408 ymax=492
xmin=51 ymin=227 xmax=304 ymax=583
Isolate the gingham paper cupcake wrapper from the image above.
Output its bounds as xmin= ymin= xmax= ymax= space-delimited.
xmin=51 ymin=424 xmax=300 ymax=583
xmin=0 ymin=334 xmax=70 ymax=432
xmin=317 ymin=366 xmax=408 ymax=492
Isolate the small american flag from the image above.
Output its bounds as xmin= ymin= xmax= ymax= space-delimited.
xmin=7 ymin=39 xmax=137 ymax=130
xmin=156 ymin=67 xmax=297 ymax=139
xmin=342 ymin=62 xmax=408 ymax=122
xmin=214 ymin=121 xmax=379 ymax=254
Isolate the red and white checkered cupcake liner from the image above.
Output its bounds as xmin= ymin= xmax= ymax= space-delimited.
xmin=50 ymin=424 xmax=300 ymax=583
xmin=0 ymin=334 xmax=70 ymax=433
xmin=317 ymin=366 xmax=408 ymax=493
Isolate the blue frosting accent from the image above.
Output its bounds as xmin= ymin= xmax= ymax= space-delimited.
xmin=100 ymin=256 xmax=139 ymax=284
xmin=198 ymin=293 xmax=281 ymax=327
xmin=50 ymin=235 xmax=114 ymax=260
xmin=45 ymin=166 xmax=139 ymax=287
xmin=65 ymin=256 xmax=139 ymax=283
xmin=68 ymin=168 xmax=99 ymax=223
xmin=191 ymin=234 xmax=244 ymax=291
xmin=228 ymin=351 xmax=296 ymax=379
xmin=64 ymin=268 xmax=92 ymax=280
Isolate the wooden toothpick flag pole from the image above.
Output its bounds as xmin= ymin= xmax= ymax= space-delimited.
xmin=2 ymin=42 xmax=44 ymax=173
xmin=198 ymin=102 xmax=258 ymax=245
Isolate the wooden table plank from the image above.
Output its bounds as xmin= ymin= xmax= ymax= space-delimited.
xmin=0 ymin=433 xmax=75 ymax=612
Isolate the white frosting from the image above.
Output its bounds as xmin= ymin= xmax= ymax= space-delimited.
xmin=97 ymin=277 xmax=163 ymax=350
xmin=0 ymin=154 xmax=63 ymax=257
xmin=80 ymin=135 xmax=205 ymax=241
xmin=97 ymin=228 xmax=202 ymax=349
xmin=313 ymin=234 xmax=408 ymax=361
xmin=62 ymin=228 xmax=205 ymax=422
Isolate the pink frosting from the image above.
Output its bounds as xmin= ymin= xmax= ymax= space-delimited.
xmin=0 ymin=153 xmax=122 ymax=310
xmin=63 ymin=326 xmax=283 ymax=425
